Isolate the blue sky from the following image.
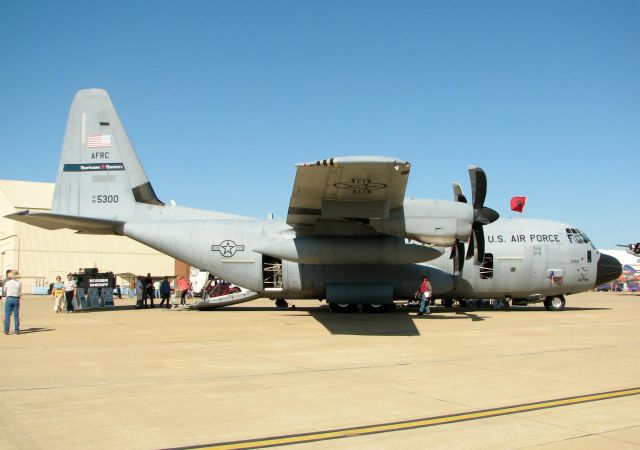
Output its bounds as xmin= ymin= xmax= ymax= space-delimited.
xmin=1 ymin=0 xmax=638 ymax=248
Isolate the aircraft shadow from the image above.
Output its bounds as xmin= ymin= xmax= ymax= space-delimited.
xmin=203 ymin=306 xmax=320 ymax=312
xmin=195 ymin=304 xmax=611 ymax=336
xmin=202 ymin=304 xmax=423 ymax=336
xmin=414 ymin=305 xmax=611 ymax=313
xmin=509 ymin=306 xmax=612 ymax=312
xmin=416 ymin=311 xmax=487 ymax=321
xmin=308 ymin=307 xmax=422 ymax=336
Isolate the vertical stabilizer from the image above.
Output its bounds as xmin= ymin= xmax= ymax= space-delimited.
xmin=51 ymin=89 xmax=162 ymax=220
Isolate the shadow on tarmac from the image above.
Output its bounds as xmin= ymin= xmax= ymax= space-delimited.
xmin=191 ymin=302 xmax=611 ymax=336
xmin=74 ymin=305 xmax=141 ymax=312
xmin=309 ymin=307 xmax=421 ymax=336
xmin=418 ymin=311 xmax=487 ymax=321
xmin=18 ymin=327 xmax=55 ymax=334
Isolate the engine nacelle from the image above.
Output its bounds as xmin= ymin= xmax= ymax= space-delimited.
xmin=368 ymin=198 xmax=473 ymax=246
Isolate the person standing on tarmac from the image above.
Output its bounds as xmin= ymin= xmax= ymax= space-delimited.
xmin=63 ymin=274 xmax=76 ymax=314
xmin=417 ymin=275 xmax=433 ymax=316
xmin=159 ymin=276 xmax=171 ymax=308
xmin=144 ymin=273 xmax=155 ymax=308
xmin=52 ymin=276 xmax=65 ymax=313
xmin=177 ymin=276 xmax=190 ymax=305
xmin=3 ymin=270 xmax=22 ymax=335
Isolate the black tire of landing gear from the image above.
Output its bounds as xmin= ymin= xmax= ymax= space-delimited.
xmin=442 ymin=298 xmax=454 ymax=308
xmin=275 ymin=298 xmax=288 ymax=308
xmin=329 ymin=303 xmax=359 ymax=313
xmin=361 ymin=303 xmax=394 ymax=313
xmin=544 ymin=296 xmax=566 ymax=311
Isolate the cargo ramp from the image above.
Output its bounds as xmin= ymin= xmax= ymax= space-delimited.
xmin=190 ymin=290 xmax=261 ymax=310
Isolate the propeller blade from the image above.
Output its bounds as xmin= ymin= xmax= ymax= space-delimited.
xmin=451 ymin=241 xmax=465 ymax=273
xmin=456 ymin=241 xmax=465 ymax=272
xmin=452 ymin=182 xmax=467 ymax=203
xmin=468 ymin=166 xmax=487 ymax=209
xmin=466 ymin=230 xmax=475 ymax=260
xmin=474 ymin=226 xmax=485 ymax=265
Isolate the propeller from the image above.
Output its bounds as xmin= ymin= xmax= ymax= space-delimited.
xmin=466 ymin=166 xmax=499 ymax=264
xmin=450 ymin=167 xmax=500 ymax=269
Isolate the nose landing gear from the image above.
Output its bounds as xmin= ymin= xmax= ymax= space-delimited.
xmin=544 ymin=295 xmax=565 ymax=311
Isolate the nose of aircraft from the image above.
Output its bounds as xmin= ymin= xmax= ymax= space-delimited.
xmin=595 ymin=253 xmax=622 ymax=287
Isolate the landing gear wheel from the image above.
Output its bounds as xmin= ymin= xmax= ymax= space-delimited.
xmin=458 ymin=299 xmax=467 ymax=307
xmin=442 ymin=298 xmax=454 ymax=308
xmin=544 ymin=296 xmax=565 ymax=311
xmin=362 ymin=303 xmax=391 ymax=313
xmin=329 ymin=303 xmax=358 ymax=313
xmin=275 ymin=298 xmax=288 ymax=308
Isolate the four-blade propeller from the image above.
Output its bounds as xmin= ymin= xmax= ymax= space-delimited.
xmin=450 ymin=166 xmax=500 ymax=272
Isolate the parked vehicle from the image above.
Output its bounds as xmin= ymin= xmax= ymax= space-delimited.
xmin=202 ymin=279 xmax=241 ymax=299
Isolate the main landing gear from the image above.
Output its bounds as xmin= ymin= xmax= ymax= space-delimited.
xmin=329 ymin=303 xmax=394 ymax=313
xmin=329 ymin=303 xmax=359 ymax=313
xmin=544 ymin=295 xmax=566 ymax=311
xmin=275 ymin=298 xmax=288 ymax=308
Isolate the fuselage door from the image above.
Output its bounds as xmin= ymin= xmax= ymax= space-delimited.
xmin=263 ymin=255 xmax=283 ymax=295
xmin=495 ymin=256 xmax=527 ymax=293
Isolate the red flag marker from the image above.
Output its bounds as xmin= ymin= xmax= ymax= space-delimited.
xmin=510 ymin=196 xmax=526 ymax=213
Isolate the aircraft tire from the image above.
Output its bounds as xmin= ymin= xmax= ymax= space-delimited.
xmin=442 ymin=298 xmax=454 ymax=308
xmin=330 ymin=303 xmax=359 ymax=313
xmin=362 ymin=303 xmax=392 ymax=313
xmin=458 ymin=299 xmax=467 ymax=307
xmin=544 ymin=296 xmax=565 ymax=311
xmin=275 ymin=298 xmax=288 ymax=308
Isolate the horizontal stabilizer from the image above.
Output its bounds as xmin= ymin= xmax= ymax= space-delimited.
xmin=6 ymin=210 xmax=124 ymax=235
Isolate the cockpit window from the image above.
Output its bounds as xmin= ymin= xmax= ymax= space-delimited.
xmin=565 ymin=228 xmax=591 ymax=244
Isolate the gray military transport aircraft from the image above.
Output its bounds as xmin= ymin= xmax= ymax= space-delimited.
xmin=8 ymin=89 xmax=622 ymax=312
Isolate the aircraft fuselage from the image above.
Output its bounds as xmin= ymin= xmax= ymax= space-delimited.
xmin=122 ymin=214 xmax=609 ymax=304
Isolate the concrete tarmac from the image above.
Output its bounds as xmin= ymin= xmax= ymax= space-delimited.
xmin=1 ymin=292 xmax=639 ymax=449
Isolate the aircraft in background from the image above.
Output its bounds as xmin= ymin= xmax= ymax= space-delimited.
xmin=8 ymin=89 xmax=622 ymax=312
xmin=618 ymin=243 xmax=640 ymax=258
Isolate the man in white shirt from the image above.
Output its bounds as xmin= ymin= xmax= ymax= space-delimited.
xmin=63 ymin=274 xmax=77 ymax=313
xmin=3 ymin=270 xmax=22 ymax=335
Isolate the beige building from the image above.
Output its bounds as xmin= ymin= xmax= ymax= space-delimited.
xmin=0 ymin=179 xmax=181 ymax=292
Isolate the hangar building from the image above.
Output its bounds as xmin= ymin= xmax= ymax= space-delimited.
xmin=0 ymin=179 xmax=184 ymax=292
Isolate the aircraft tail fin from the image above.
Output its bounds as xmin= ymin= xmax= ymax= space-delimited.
xmin=51 ymin=89 xmax=163 ymax=221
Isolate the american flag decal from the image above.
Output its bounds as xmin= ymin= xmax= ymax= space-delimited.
xmin=88 ymin=134 xmax=112 ymax=148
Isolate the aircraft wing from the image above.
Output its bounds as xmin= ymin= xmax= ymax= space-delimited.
xmin=287 ymin=156 xmax=411 ymax=234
